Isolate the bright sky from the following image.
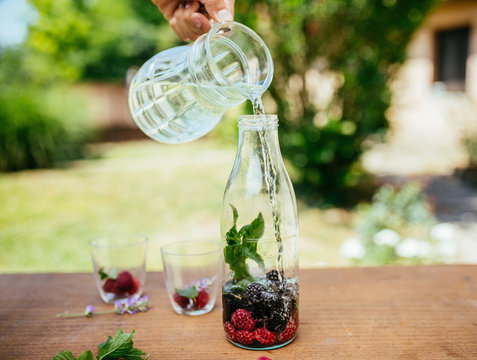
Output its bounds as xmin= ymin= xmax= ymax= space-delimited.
xmin=0 ymin=0 xmax=36 ymax=46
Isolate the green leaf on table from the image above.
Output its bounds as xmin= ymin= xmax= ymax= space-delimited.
xmin=53 ymin=351 xmax=77 ymax=360
xmin=176 ymin=286 xmax=198 ymax=299
xmin=121 ymin=347 xmax=150 ymax=360
xmin=77 ymin=351 xmax=94 ymax=360
xmin=97 ymin=328 xmax=134 ymax=360
xmin=52 ymin=350 xmax=93 ymax=360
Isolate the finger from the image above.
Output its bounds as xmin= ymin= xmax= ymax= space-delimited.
xmin=201 ymin=0 xmax=234 ymax=23
xmin=182 ymin=2 xmax=204 ymax=40
xmin=151 ymin=0 xmax=181 ymax=20
xmin=190 ymin=13 xmax=212 ymax=35
xmin=170 ymin=8 xmax=189 ymax=41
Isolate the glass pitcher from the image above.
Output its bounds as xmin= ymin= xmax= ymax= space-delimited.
xmin=128 ymin=21 xmax=273 ymax=144
xmin=221 ymin=115 xmax=299 ymax=350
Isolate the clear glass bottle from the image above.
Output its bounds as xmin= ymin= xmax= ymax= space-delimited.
xmin=128 ymin=21 xmax=273 ymax=144
xmin=221 ymin=115 xmax=299 ymax=350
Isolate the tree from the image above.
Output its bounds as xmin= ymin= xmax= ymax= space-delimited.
xmin=236 ymin=0 xmax=442 ymax=205
xmin=26 ymin=0 xmax=177 ymax=82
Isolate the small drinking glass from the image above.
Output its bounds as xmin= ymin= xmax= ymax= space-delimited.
xmin=89 ymin=234 xmax=148 ymax=303
xmin=161 ymin=240 xmax=221 ymax=316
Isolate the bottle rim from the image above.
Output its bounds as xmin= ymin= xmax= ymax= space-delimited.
xmin=205 ymin=21 xmax=274 ymax=95
xmin=238 ymin=114 xmax=278 ymax=129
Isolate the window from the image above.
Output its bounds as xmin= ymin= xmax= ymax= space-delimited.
xmin=435 ymin=26 xmax=470 ymax=91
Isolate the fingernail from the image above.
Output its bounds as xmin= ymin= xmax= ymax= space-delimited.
xmin=217 ymin=9 xmax=232 ymax=21
xmin=185 ymin=2 xmax=191 ymax=8
xmin=193 ymin=18 xmax=202 ymax=28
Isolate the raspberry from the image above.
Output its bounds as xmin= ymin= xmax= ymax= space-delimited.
xmin=258 ymin=357 xmax=273 ymax=360
xmin=128 ymin=277 xmax=140 ymax=295
xmin=235 ymin=330 xmax=254 ymax=345
xmin=196 ymin=290 xmax=209 ymax=309
xmin=277 ymin=318 xmax=297 ymax=343
xmin=102 ymin=279 xmax=121 ymax=295
xmin=231 ymin=309 xmax=256 ymax=331
xmin=253 ymin=327 xmax=276 ymax=345
xmin=116 ymin=271 xmax=134 ymax=291
xmin=224 ymin=321 xmax=236 ymax=341
xmin=173 ymin=292 xmax=190 ymax=308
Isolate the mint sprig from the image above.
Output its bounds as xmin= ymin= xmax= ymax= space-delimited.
xmin=176 ymin=286 xmax=199 ymax=299
xmin=98 ymin=267 xmax=118 ymax=280
xmin=53 ymin=351 xmax=93 ymax=360
xmin=224 ymin=204 xmax=265 ymax=281
xmin=52 ymin=328 xmax=149 ymax=360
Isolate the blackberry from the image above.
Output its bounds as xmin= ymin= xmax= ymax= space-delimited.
xmin=251 ymin=291 xmax=279 ymax=320
xmin=266 ymin=270 xmax=281 ymax=283
xmin=223 ymin=293 xmax=249 ymax=322
xmin=245 ymin=282 xmax=267 ymax=303
xmin=265 ymin=305 xmax=289 ymax=333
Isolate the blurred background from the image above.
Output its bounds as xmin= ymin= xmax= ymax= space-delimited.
xmin=1 ymin=0 xmax=476 ymax=273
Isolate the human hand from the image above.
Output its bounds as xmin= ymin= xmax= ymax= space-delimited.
xmin=151 ymin=0 xmax=235 ymax=41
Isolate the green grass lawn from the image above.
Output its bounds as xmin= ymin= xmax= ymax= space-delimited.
xmin=0 ymin=139 xmax=354 ymax=273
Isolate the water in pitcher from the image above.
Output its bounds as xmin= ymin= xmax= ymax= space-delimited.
xmin=129 ymin=34 xmax=268 ymax=144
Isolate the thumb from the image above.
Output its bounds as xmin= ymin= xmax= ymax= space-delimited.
xmin=201 ymin=0 xmax=234 ymax=23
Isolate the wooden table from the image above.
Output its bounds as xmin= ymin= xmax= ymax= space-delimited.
xmin=1 ymin=265 xmax=476 ymax=359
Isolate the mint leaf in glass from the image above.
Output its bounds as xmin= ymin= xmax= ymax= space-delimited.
xmin=176 ymin=286 xmax=199 ymax=299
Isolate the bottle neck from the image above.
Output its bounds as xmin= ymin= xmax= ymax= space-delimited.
xmin=237 ymin=115 xmax=282 ymax=162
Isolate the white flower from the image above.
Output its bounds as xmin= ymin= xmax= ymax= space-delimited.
xmin=396 ymin=238 xmax=433 ymax=258
xmin=430 ymin=223 xmax=455 ymax=242
xmin=373 ymin=229 xmax=400 ymax=247
xmin=340 ymin=238 xmax=366 ymax=259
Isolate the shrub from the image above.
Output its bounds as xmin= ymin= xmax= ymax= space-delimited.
xmin=464 ymin=137 xmax=477 ymax=168
xmin=340 ymin=183 xmax=457 ymax=265
xmin=0 ymin=85 xmax=93 ymax=171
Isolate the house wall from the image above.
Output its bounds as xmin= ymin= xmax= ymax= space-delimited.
xmin=386 ymin=0 xmax=477 ymax=168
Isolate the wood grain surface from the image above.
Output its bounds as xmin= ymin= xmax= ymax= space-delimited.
xmin=0 ymin=266 xmax=476 ymax=360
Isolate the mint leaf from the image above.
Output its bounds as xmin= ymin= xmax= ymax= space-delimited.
xmin=53 ymin=351 xmax=77 ymax=360
xmin=98 ymin=267 xmax=108 ymax=280
xmin=243 ymin=246 xmax=265 ymax=270
xmin=122 ymin=347 xmax=150 ymax=360
xmin=238 ymin=212 xmax=264 ymax=240
xmin=98 ymin=267 xmax=119 ymax=280
xmin=224 ymin=207 xmax=266 ymax=281
xmin=52 ymin=328 xmax=148 ymax=360
xmin=97 ymin=328 xmax=134 ymax=360
xmin=224 ymin=244 xmax=252 ymax=281
xmin=52 ymin=351 xmax=93 ymax=360
xmin=224 ymin=278 xmax=252 ymax=293
xmin=176 ymin=286 xmax=198 ymax=299
xmin=77 ymin=351 xmax=94 ymax=360
xmin=231 ymin=204 xmax=238 ymax=226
